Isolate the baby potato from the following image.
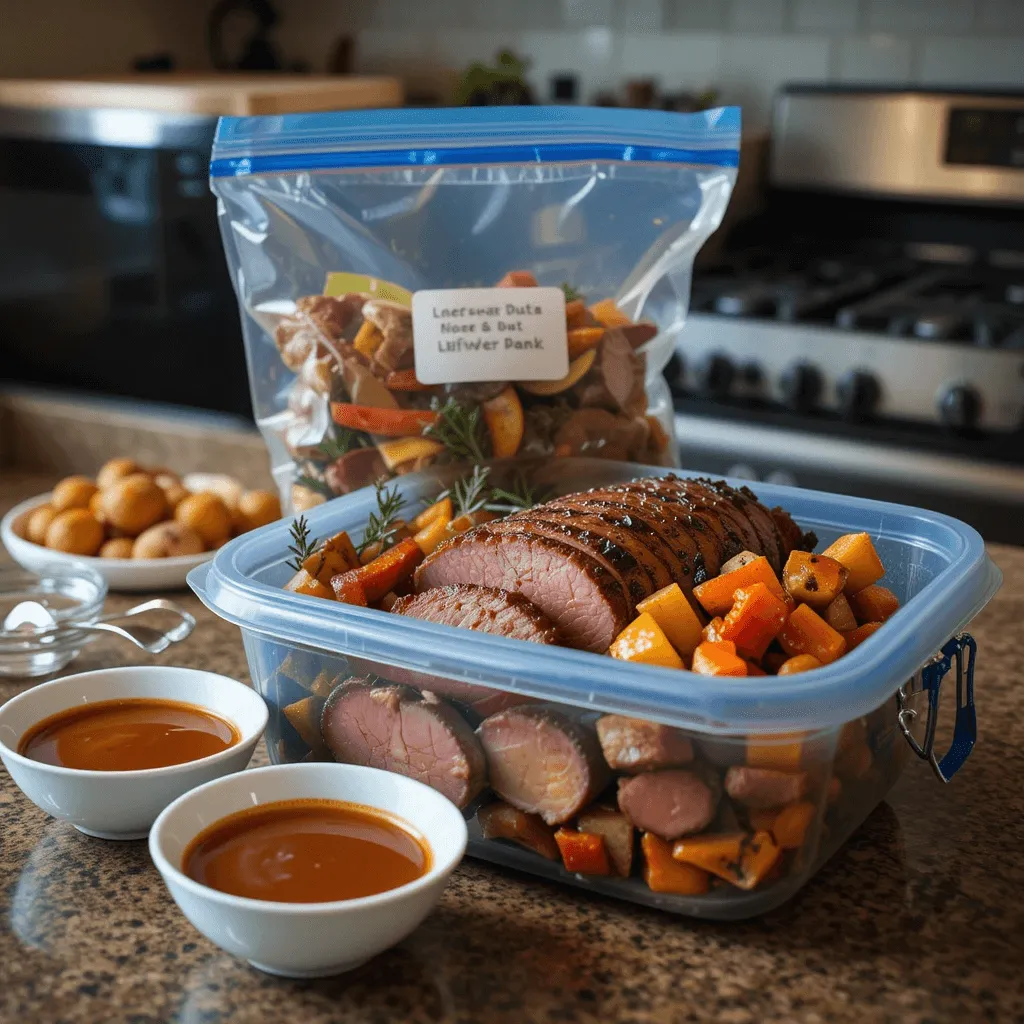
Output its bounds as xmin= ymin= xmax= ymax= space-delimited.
xmin=99 ymin=538 xmax=135 ymax=559
xmin=175 ymin=492 xmax=232 ymax=548
xmin=96 ymin=457 xmax=143 ymax=490
xmin=88 ymin=491 xmax=106 ymax=523
xmin=154 ymin=472 xmax=189 ymax=510
xmin=26 ymin=504 xmax=57 ymax=545
xmin=98 ymin=473 xmax=168 ymax=536
xmin=132 ymin=522 xmax=204 ymax=559
xmin=235 ymin=489 xmax=282 ymax=533
xmin=44 ymin=509 xmax=104 ymax=556
xmin=51 ymin=475 xmax=99 ymax=512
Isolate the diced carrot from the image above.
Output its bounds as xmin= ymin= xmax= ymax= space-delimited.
xmin=322 ymin=530 xmax=360 ymax=569
xmin=823 ymin=593 xmax=857 ymax=633
xmin=747 ymin=809 xmax=776 ymax=832
xmin=771 ymin=801 xmax=817 ymax=850
xmin=821 ymin=532 xmax=886 ymax=594
xmin=554 ymin=829 xmax=611 ymax=875
xmin=747 ymin=732 xmax=804 ymax=771
xmin=384 ymin=368 xmax=433 ymax=392
xmin=352 ymin=320 xmax=383 ymax=357
xmin=283 ymin=568 xmax=334 ymax=600
xmin=782 ymin=551 xmax=849 ymax=608
xmin=376 ymin=437 xmax=446 ymax=471
xmin=848 ymin=584 xmax=900 ymax=623
xmin=702 ymin=616 xmax=726 ymax=642
xmin=842 ymin=621 xmax=883 ymax=650
xmin=776 ymin=654 xmax=822 ymax=675
xmin=778 ymin=604 xmax=847 ymax=665
xmin=720 ymin=582 xmax=789 ymax=660
xmin=641 ymin=833 xmax=710 ymax=895
xmin=691 ymin=640 xmax=748 ymax=677
xmin=331 ymin=574 xmax=367 ymax=606
xmin=283 ymin=696 xmax=328 ymax=755
xmin=589 ymin=297 xmax=633 ymax=328
xmin=412 ymin=514 xmax=450 ymax=556
xmin=564 ymin=298 xmax=587 ymax=327
xmin=835 ymin=719 xmax=873 ymax=781
xmin=413 ymin=497 xmax=453 ymax=531
xmin=609 ymin=612 xmax=685 ymax=669
xmin=301 ymin=547 xmax=359 ymax=587
xmin=482 ymin=386 xmax=525 ymax=459
xmin=332 ymin=537 xmax=423 ymax=603
xmin=566 ymin=326 xmax=605 ymax=358
xmin=636 ymin=582 xmax=704 ymax=658
xmin=672 ymin=831 xmax=781 ymax=891
xmin=447 ymin=509 xmax=497 ymax=535
xmin=693 ymin=555 xmax=786 ymax=616
xmin=330 ymin=403 xmax=439 ymax=437
xmin=496 ymin=270 xmax=538 ymax=287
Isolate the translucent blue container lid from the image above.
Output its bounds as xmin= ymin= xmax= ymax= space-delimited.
xmin=189 ymin=460 xmax=1001 ymax=735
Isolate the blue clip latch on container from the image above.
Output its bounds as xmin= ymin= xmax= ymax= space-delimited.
xmin=898 ymin=633 xmax=977 ymax=783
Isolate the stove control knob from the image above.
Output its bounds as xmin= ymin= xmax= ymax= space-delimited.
xmin=779 ymin=362 xmax=822 ymax=412
xmin=836 ymin=370 xmax=881 ymax=420
xmin=939 ymin=384 xmax=982 ymax=430
xmin=694 ymin=353 xmax=735 ymax=396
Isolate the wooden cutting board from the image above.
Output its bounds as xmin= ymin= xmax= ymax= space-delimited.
xmin=0 ymin=74 xmax=403 ymax=116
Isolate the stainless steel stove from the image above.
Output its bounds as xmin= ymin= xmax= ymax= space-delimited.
xmin=672 ymin=86 xmax=1024 ymax=543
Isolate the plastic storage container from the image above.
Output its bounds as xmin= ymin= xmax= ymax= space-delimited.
xmin=189 ymin=460 xmax=1000 ymax=919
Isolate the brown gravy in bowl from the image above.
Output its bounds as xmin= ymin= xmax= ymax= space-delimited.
xmin=18 ymin=698 xmax=239 ymax=771
xmin=183 ymin=799 xmax=431 ymax=902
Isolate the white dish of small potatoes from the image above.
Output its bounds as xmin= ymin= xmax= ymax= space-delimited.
xmin=2 ymin=494 xmax=214 ymax=592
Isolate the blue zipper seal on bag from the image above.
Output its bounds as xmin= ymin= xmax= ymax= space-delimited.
xmin=209 ymin=105 xmax=742 ymax=178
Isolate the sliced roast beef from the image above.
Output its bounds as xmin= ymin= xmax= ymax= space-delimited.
xmin=477 ymin=705 xmax=611 ymax=825
xmin=617 ymin=769 xmax=719 ymax=840
xmin=415 ymin=529 xmax=631 ymax=652
xmin=320 ymin=679 xmax=487 ymax=809
xmin=723 ymin=766 xmax=809 ymax=809
xmin=596 ymin=715 xmax=695 ymax=773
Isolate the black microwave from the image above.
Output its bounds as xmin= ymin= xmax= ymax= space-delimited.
xmin=0 ymin=106 xmax=252 ymax=418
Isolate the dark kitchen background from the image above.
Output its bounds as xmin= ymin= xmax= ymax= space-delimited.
xmin=1 ymin=0 xmax=1023 ymax=541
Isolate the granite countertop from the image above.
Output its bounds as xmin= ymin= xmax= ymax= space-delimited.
xmin=2 ymin=470 xmax=1024 ymax=1023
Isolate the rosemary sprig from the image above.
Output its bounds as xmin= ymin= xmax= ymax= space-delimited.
xmin=423 ymin=397 xmax=488 ymax=463
xmin=286 ymin=516 xmax=318 ymax=572
xmin=295 ymin=473 xmax=333 ymax=499
xmin=486 ymin=472 xmax=549 ymax=515
xmin=358 ymin=481 xmax=407 ymax=555
xmin=317 ymin=429 xmax=361 ymax=462
xmin=561 ymin=282 xmax=583 ymax=303
xmin=439 ymin=464 xmax=492 ymax=519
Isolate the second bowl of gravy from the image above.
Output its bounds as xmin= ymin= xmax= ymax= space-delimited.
xmin=0 ymin=666 xmax=268 ymax=839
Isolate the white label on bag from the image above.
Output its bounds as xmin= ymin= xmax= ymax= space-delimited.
xmin=411 ymin=287 xmax=568 ymax=385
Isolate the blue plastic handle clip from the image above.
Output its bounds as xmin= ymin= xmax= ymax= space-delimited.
xmin=897 ymin=633 xmax=977 ymax=783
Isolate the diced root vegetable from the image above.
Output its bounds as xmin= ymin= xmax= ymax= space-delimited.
xmin=782 ymin=551 xmax=849 ymax=608
xmin=554 ymin=828 xmax=611 ymax=875
xmin=770 ymin=801 xmax=817 ymax=849
xmin=284 ymin=569 xmax=334 ymax=600
xmin=413 ymin=497 xmax=453 ymax=531
xmin=702 ymin=617 xmax=726 ymax=643
xmin=482 ymin=386 xmax=525 ymax=459
xmin=609 ymin=612 xmax=685 ymax=669
xmin=671 ymin=831 xmax=782 ymax=890
xmin=330 ymin=403 xmax=439 ymax=437
xmin=413 ymin=514 xmax=451 ymax=555
xmin=331 ymin=575 xmax=368 ymax=606
xmin=564 ymin=298 xmax=586 ymax=326
xmin=635 ymin=582 xmax=704 ymax=658
xmin=823 ymin=593 xmax=858 ymax=633
xmin=519 ymin=348 xmax=597 ymax=396
xmin=776 ymin=654 xmax=822 ymax=676
xmin=691 ymin=640 xmax=747 ymax=677
xmin=283 ymin=696 xmax=327 ymax=755
xmin=848 ymin=584 xmax=900 ymax=623
xmin=641 ymin=833 xmax=710 ymax=895
xmin=377 ymin=437 xmax=446 ymax=471
xmin=332 ymin=537 xmax=424 ymax=603
xmin=478 ymin=802 xmax=560 ymax=861
xmin=577 ymin=807 xmax=634 ymax=877
xmin=322 ymin=530 xmax=360 ymax=569
xmin=842 ymin=621 xmax=883 ymax=650
xmin=589 ymin=298 xmax=632 ymax=328
xmin=746 ymin=732 xmax=804 ymax=772
xmin=566 ymin=326 xmax=605 ymax=358
xmin=821 ymin=532 xmax=886 ymax=594
xmin=693 ymin=556 xmax=786 ymax=617
xmin=778 ymin=604 xmax=846 ymax=664
xmin=719 ymin=582 xmax=789 ymax=660
xmin=497 ymin=270 xmax=539 ymax=287
xmin=352 ymin=320 xmax=383 ymax=357
xmin=384 ymin=369 xmax=432 ymax=391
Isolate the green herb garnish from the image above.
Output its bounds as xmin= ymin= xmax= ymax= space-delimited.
xmin=486 ymin=472 xmax=549 ymax=514
xmin=424 ymin=397 xmax=489 ymax=463
xmin=561 ymin=282 xmax=583 ymax=303
xmin=439 ymin=464 xmax=492 ymax=519
xmin=317 ymin=429 xmax=361 ymax=462
xmin=286 ymin=516 xmax=318 ymax=572
xmin=295 ymin=473 xmax=333 ymax=499
xmin=358 ymin=481 xmax=407 ymax=555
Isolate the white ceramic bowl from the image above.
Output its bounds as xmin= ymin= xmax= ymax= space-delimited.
xmin=2 ymin=494 xmax=213 ymax=592
xmin=149 ymin=763 xmax=468 ymax=978
xmin=0 ymin=666 xmax=268 ymax=839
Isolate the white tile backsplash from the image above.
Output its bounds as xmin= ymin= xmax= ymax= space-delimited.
xmin=664 ymin=0 xmax=729 ymax=30
xmin=468 ymin=0 xmax=561 ymax=31
xmin=836 ymin=34 xmax=914 ymax=82
xmin=792 ymin=0 xmax=861 ymax=33
xmin=615 ymin=0 xmax=664 ymax=32
xmin=619 ymin=32 xmax=723 ymax=91
xmin=560 ymin=0 xmax=615 ymax=27
xmin=521 ymin=29 xmax=618 ymax=102
xmin=728 ymin=0 xmax=789 ymax=32
xmin=865 ymin=0 xmax=977 ymax=33
xmin=919 ymin=36 xmax=1024 ymax=85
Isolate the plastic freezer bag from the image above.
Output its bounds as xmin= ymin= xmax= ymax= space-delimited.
xmin=210 ymin=106 xmax=740 ymax=512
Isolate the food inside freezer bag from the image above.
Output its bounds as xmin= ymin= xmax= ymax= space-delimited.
xmin=210 ymin=106 xmax=740 ymax=511
xmin=269 ymin=467 xmax=909 ymax=897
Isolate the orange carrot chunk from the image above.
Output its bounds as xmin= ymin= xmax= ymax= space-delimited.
xmin=720 ymin=582 xmax=789 ymax=660
xmin=283 ymin=568 xmax=334 ymax=600
xmin=782 ymin=551 xmax=849 ymax=608
xmin=691 ymin=640 xmax=748 ymax=677
xmin=412 ymin=497 xmax=453 ymax=531
xmin=693 ymin=556 xmax=786 ymax=617
xmin=672 ymin=831 xmax=782 ymax=891
xmin=771 ymin=801 xmax=817 ymax=850
xmin=702 ymin=616 xmax=726 ymax=643
xmin=843 ymin=621 xmax=883 ymax=650
xmin=848 ymin=584 xmax=900 ymax=623
xmin=554 ymin=829 xmax=611 ymax=875
xmin=776 ymin=654 xmax=822 ymax=675
xmin=747 ymin=732 xmax=804 ymax=771
xmin=330 ymin=403 xmax=438 ymax=437
xmin=609 ymin=613 xmax=685 ymax=669
xmin=636 ymin=583 xmax=704 ymax=658
xmin=330 ymin=575 xmax=368 ymax=606
xmin=821 ymin=532 xmax=886 ymax=594
xmin=641 ymin=833 xmax=710 ymax=895
xmin=331 ymin=537 xmax=423 ymax=603
xmin=778 ymin=604 xmax=847 ymax=665
xmin=496 ymin=270 xmax=539 ymax=288
xmin=566 ymin=326 xmax=606 ymax=358
xmin=823 ymin=593 xmax=858 ymax=633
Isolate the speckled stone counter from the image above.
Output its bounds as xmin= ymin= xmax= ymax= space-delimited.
xmin=3 ymin=470 xmax=1024 ymax=1024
